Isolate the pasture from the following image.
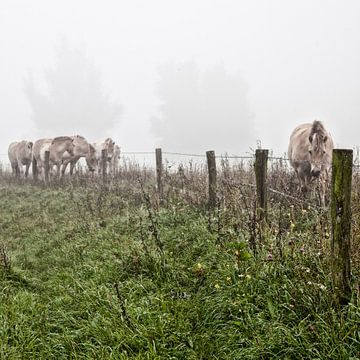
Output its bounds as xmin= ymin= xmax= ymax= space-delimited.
xmin=0 ymin=155 xmax=360 ymax=359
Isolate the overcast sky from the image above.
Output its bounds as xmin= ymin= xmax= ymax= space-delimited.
xmin=1 ymin=0 xmax=360 ymax=161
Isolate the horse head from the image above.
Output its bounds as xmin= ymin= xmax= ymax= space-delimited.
xmin=25 ymin=141 xmax=33 ymax=159
xmin=104 ymin=138 xmax=115 ymax=161
xmin=308 ymin=121 xmax=332 ymax=179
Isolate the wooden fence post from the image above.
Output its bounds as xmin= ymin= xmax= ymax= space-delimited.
xmin=44 ymin=150 xmax=50 ymax=184
xmin=32 ymin=156 xmax=38 ymax=181
xmin=206 ymin=150 xmax=217 ymax=209
xmin=101 ymin=149 xmax=107 ymax=179
xmin=255 ymin=149 xmax=268 ymax=220
xmin=331 ymin=149 xmax=353 ymax=306
xmin=156 ymin=148 xmax=163 ymax=201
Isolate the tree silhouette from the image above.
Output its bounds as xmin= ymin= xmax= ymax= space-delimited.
xmin=151 ymin=61 xmax=255 ymax=154
xmin=24 ymin=40 xmax=121 ymax=138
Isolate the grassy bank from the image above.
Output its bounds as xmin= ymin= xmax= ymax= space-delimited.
xmin=0 ymin=179 xmax=359 ymax=359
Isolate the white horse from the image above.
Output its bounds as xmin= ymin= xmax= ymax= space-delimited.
xmin=61 ymin=135 xmax=95 ymax=175
xmin=87 ymin=138 xmax=115 ymax=175
xmin=33 ymin=137 xmax=75 ymax=178
xmin=8 ymin=140 xmax=33 ymax=177
xmin=288 ymin=120 xmax=334 ymax=206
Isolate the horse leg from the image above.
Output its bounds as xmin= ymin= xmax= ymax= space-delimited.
xmin=16 ymin=164 xmax=21 ymax=178
xmin=295 ymin=169 xmax=305 ymax=195
xmin=37 ymin=162 xmax=43 ymax=179
xmin=11 ymin=163 xmax=17 ymax=177
xmin=69 ymin=160 xmax=77 ymax=176
xmin=49 ymin=164 xmax=54 ymax=178
xmin=320 ymin=190 xmax=326 ymax=208
xmin=17 ymin=160 xmax=24 ymax=178
xmin=318 ymin=177 xmax=328 ymax=207
xmin=56 ymin=164 xmax=61 ymax=177
xmin=61 ymin=161 xmax=69 ymax=176
xmin=297 ymin=171 xmax=310 ymax=199
xmin=25 ymin=163 xmax=30 ymax=178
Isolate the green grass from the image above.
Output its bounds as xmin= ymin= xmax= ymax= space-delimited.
xmin=0 ymin=181 xmax=359 ymax=359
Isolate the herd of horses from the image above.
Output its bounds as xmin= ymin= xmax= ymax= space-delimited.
xmin=7 ymin=120 xmax=334 ymax=206
xmin=7 ymin=136 xmax=120 ymax=178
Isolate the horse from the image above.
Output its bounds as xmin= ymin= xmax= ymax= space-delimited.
xmin=61 ymin=135 xmax=94 ymax=175
xmin=288 ymin=120 xmax=334 ymax=207
xmin=33 ymin=137 xmax=75 ymax=178
xmin=8 ymin=140 xmax=33 ymax=177
xmin=90 ymin=138 xmax=116 ymax=175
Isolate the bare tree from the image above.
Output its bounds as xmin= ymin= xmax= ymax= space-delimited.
xmin=151 ymin=61 xmax=255 ymax=154
xmin=24 ymin=39 xmax=121 ymax=137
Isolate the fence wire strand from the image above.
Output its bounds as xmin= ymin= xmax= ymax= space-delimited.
xmin=221 ymin=179 xmax=324 ymax=211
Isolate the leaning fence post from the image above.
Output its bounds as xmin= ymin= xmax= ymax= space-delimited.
xmin=254 ymin=149 xmax=268 ymax=220
xmin=32 ymin=156 xmax=38 ymax=181
xmin=331 ymin=149 xmax=353 ymax=306
xmin=44 ymin=150 xmax=50 ymax=184
xmin=155 ymin=148 xmax=163 ymax=201
xmin=206 ymin=150 xmax=217 ymax=209
xmin=101 ymin=149 xmax=107 ymax=179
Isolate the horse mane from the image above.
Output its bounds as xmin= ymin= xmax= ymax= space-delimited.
xmin=52 ymin=136 xmax=72 ymax=144
xmin=73 ymin=135 xmax=85 ymax=140
xmin=309 ymin=120 xmax=326 ymax=137
xmin=309 ymin=120 xmax=328 ymax=151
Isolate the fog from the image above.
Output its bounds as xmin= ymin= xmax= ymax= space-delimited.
xmin=1 ymin=0 xmax=360 ymax=163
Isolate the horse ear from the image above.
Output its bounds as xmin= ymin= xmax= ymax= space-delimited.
xmin=309 ymin=135 xmax=313 ymax=143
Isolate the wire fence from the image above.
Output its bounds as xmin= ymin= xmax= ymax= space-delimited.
xmin=1 ymin=149 xmax=360 ymax=169
xmin=1 ymin=148 xmax=360 ymax=219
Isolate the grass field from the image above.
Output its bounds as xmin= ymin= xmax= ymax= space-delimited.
xmin=1 ymin=166 xmax=360 ymax=359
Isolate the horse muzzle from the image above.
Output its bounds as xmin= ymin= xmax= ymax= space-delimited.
xmin=311 ymin=169 xmax=321 ymax=178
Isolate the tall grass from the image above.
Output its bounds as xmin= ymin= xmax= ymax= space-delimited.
xmin=0 ymin=159 xmax=359 ymax=358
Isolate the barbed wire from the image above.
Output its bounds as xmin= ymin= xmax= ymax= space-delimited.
xmin=1 ymin=150 xmax=359 ymax=168
xmin=163 ymin=151 xmax=206 ymax=158
xmin=122 ymin=151 xmax=154 ymax=155
xmin=217 ymin=155 xmax=255 ymax=159
xmin=268 ymin=156 xmax=289 ymax=161
xmin=221 ymin=179 xmax=323 ymax=210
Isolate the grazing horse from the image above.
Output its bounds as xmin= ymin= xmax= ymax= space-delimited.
xmin=8 ymin=140 xmax=33 ymax=177
xmin=288 ymin=120 xmax=334 ymax=206
xmin=61 ymin=135 xmax=94 ymax=175
xmin=33 ymin=137 xmax=75 ymax=178
xmin=91 ymin=138 xmax=116 ymax=174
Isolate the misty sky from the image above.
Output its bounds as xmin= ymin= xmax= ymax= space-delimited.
xmin=1 ymin=0 xmax=360 ymax=162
